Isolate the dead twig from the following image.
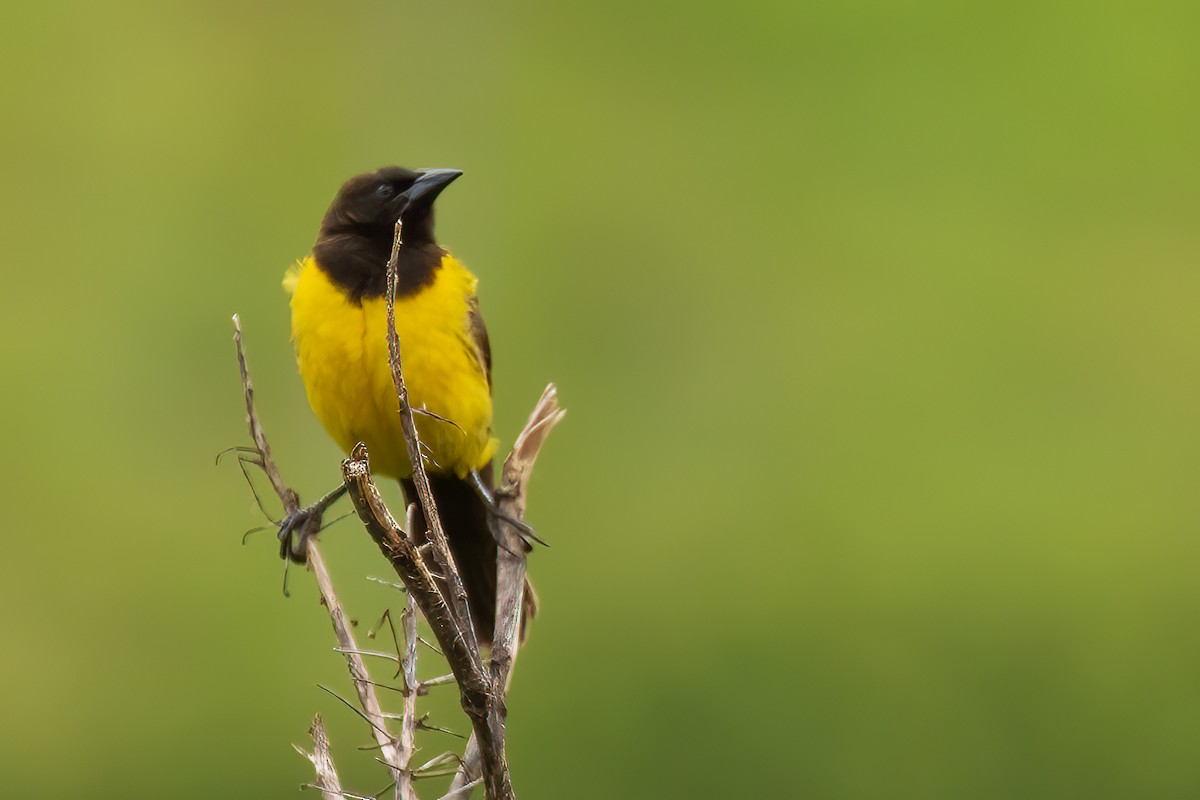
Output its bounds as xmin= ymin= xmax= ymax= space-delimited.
xmin=448 ymin=385 xmax=564 ymax=795
xmin=376 ymin=220 xmax=511 ymax=799
xmin=396 ymin=540 xmax=421 ymax=800
xmin=341 ymin=452 xmax=506 ymax=798
xmin=383 ymin=219 xmax=479 ymax=651
xmin=233 ymin=315 xmax=403 ymax=800
xmin=294 ymin=715 xmax=343 ymax=800
xmin=233 ymin=315 xmax=297 ymax=512
xmin=492 ymin=384 xmax=564 ymax=690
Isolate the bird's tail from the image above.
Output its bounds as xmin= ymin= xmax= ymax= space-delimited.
xmin=400 ymin=471 xmax=536 ymax=645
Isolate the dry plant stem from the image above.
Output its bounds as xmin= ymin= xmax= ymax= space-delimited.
xmin=341 ymin=451 xmax=512 ymax=800
xmin=447 ymin=738 xmax=482 ymax=798
xmin=294 ymin=715 xmax=343 ymax=800
xmin=492 ymin=384 xmax=564 ymax=689
xmin=438 ymin=778 xmax=483 ymax=800
xmin=380 ymin=221 xmax=511 ymax=799
xmin=383 ymin=219 xmax=479 ymax=652
xmin=449 ymin=385 xmax=565 ymax=796
xmin=233 ymin=314 xmax=298 ymax=513
xmin=233 ymin=315 xmax=403 ymax=800
xmin=396 ymin=529 xmax=421 ymax=800
xmin=308 ymin=539 xmax=406 ymax=797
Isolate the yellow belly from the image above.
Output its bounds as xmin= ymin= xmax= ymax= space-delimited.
xmin=287 ymin=254 xmax=497 ymax=479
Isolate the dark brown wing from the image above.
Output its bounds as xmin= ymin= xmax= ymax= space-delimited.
xmin=415 ymin=295 xmax=535 ymax=642
xmin=467 ymin=294 xmax=492 ymax=391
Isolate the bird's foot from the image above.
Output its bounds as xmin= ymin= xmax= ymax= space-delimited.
xmin=277 ymin=484 xmax=349 ymax=564
xmin=467 ymin=470 xmax=548 ymax=548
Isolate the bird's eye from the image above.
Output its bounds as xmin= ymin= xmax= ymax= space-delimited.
xmin=375 ymin=183 xmax=395 ymax=198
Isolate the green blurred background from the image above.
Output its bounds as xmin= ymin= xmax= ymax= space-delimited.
xmin=2 ymin=1 xmax=1198 ymax=797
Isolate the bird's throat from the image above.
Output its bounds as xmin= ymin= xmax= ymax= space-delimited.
xmin=312 ymin=233 xmax=443 ymax=303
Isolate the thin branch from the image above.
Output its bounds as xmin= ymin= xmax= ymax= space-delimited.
xmin=233 ymin=316 xmax=402 ymax=800
xmin=414 ymin=752 xmax=465 ymax=775
xmin=420 ymin=674 xmax=457 ymax=689
xmin=341 ymin=453 xmax=508 ymax=798
xmin=492 ymin=383 xmax=565 ymax=690
xmin=367 ymin=608 xmax=403 ymax=675
xmin=294 ymin=715 xmax=343 ymax=800
xmin=308 ymin=539 xmax=404 ymax=797
xmin=437 ymin=779 xmax=483 ymax=800
xmin=449 ymin=384 xmax=565 ymax=797
xmin=448 ymin=738 xmax=482 ymax=794
xmin=383 ymin=219 xmax=480 ymax=653
xmin=301 ymin=786 xmax=377 ymax=800
xmin=340 ymin=213 xmax=514 ymax=800
xmin=368 ymin=576 xmax=410 ymax=592
xmin=317 ymin=684 xmax=399 ymax=744
xmin=333 ymin=648 xmax=401 ymax=664
xmin=414 ymin=714 xmax=465 ymax=738
xmin=233 ymin=315 xmax=297 ymax=513
xmin=395 ymin=559 xmax=420 ymax=800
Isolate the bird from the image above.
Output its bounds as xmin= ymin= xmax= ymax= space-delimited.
xmin=284 ymin=166 xmax=530 ymax=644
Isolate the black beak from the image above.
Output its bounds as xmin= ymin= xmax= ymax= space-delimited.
xmin=398 ymin=168 xmax=463 ymax=214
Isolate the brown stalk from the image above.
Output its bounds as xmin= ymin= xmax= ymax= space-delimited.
xmin=383 ymin=219 xmax=479 ymax=653
xmin=449 ymin=385 xmax=564 ymax=795
xmin=293 ymin=715 xmax=342 ymax=800
xmin=233 ymin=315 xmax=404 ymax=799
xmin=341 ymin=450 xmax=509 ymax=799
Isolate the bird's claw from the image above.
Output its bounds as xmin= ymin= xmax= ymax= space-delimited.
xmin=277 ymin=504 xmax=323 ymax=563
xmin=487 ymin=505 xmax=548 ymax=548
xmin=276 ymin=484 xmax=350 ymax=564
xmin=466 ymin=469 xmax=547 ymax=548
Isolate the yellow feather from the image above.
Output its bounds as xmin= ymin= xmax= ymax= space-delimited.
xmin=288 ymin=254 xmax=497 ymax=480
xmin=281 ymin=261 xmax=304 ymax=295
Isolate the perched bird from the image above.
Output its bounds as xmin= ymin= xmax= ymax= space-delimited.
xmin=285 ymin=166 xmax=528 ymax=643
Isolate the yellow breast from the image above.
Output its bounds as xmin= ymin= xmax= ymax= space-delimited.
xmin=287 ymin=254 xmax=497 ymax=479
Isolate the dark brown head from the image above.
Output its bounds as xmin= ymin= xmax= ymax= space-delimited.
xmin=313 ymin=166 xmax=462 ymax=301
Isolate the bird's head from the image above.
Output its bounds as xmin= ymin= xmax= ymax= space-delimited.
xmin=313 ymin=166 xmax=462 ymax=300
xmin=320 ymin=166 xmax=462 ymax=243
